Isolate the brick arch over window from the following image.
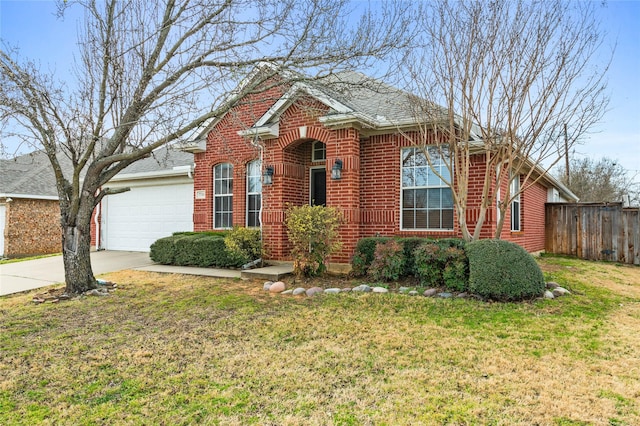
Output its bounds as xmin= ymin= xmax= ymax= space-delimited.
xmin=277 ymin=126 xmax=332 ymax=150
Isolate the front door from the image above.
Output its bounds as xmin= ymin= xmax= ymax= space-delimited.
xmin=310 ymin=168 xmax=326 ymax=206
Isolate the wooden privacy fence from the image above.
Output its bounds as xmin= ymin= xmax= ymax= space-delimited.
xmin=545 ymin=203 xmax=640 ymax=265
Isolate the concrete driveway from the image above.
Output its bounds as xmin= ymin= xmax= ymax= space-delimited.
xmin=0 ymin=251 xmax=154 ymax=296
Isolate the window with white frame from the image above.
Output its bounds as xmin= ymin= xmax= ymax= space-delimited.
xmin=510 ymin=174 xmax=521 ymax=231
xmin=246 ymin=159 xmax=262 ymax=227
xmin=401 ymin=147 xmax=454 ymax=230
xmin=312 ymin=140 xmax=326 ymax=162
xmin=214 ymin=163 xmax=233 ymax=229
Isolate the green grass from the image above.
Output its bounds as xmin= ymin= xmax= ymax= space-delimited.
xmin=0 ymin=253 xmax=61 ymax=264
xmin=0 ymin=257 xmax=639 ymax=425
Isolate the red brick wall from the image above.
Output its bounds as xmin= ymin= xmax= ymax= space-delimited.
xmin=4 ymin=198 xmax=61 ymax=257
xmin=498 ymin=177 xmax=548 ymax=252
xmin=197 ymin=89 xmax=550 ymax=263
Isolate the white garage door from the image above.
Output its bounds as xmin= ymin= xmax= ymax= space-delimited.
xmin=102 ymin=182 xmax=193 ymax=251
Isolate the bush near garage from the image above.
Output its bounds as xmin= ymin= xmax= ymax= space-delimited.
xmin=467 ymin=239 xmax=545 ymax=301
xmin=150 ymin=231 xmax=250 ymax=268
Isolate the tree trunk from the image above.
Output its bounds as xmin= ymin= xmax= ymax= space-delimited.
xmin=62 ymin=224 xmax=97 ymax=294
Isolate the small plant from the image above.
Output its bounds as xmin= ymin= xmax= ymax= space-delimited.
xmin=467 ymin=239 xmax=545 ymax=301
xmin=224 ymin=226 xmax=262 ymax=263
xmin=368 ymin=240 xmax=405 ymax=281
xmin=285 ymin=204 xmax=343 ymax=277
xmin=413 ymin=242 xmax=442 ymax=286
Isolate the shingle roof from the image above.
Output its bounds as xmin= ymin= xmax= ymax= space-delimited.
xmin=0 ymin=145 xmax=193 ymax=198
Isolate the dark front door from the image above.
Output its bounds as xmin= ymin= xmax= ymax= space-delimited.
xmin=310 ymin=168 xmax=326 ymax=206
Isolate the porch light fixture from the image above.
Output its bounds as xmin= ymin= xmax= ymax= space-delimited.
xmin=263 ymin=165 xmax=274 ymax=185
xmin=331 ymin=159 xmax=343 ymax=180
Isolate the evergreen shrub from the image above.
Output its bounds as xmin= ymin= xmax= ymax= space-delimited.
xmin=368 ymin=239 xmax=405 ymax=281
xmin=467 ymin=239 xmax=544 ymax=301
xmin=351 ymin=237 xmax=391 ymax=276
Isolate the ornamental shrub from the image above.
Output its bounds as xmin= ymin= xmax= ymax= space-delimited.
xmin=285 ymin=204 xmax=343 ymax=277
xmin=368 ymin=239 xmax=405 ymax=281
xmin=466 ymin=239 xmax=545 ymax=301
xmin=413 ymin=239 xmax=468 ymax=291
xmin=224 ymin=227 xmax=262 ymax=263
xmin=150 ymin=235 xmax=181 ymax=264
xmin=192 ymin=236 xmax=246 ymax=268
xmin=351 ymin=237 xmax=391 ymax=276
xmin=174 ymin=233 xmax=208 ymax=266
xmin=397 ymin=237 xmax=427 ymax=276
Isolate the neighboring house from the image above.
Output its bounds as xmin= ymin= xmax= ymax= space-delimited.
xmin=0 ymin=151 xmax=62 ymax=257
xmin=91 ymin=145 xmax=195 ymax=252
xmin=182 ymin=68 xmax=578 ymax=264
xmin=0 ymin=145 xmax=193 ymax=258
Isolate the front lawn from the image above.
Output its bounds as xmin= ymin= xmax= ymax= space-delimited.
xmin=1 ymin=256 xmax=639 ymax=425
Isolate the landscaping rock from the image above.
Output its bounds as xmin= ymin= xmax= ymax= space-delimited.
xmin=372 ymin=287 xmax=389 ymax=293
xmin=324 ymin=288 xmax=341 ymax=294
xmin=281 ymin=289 xmax=293 ymax=295
xmin=544 ymin=290 xmax=555 ymax=299
xmin=269 ymin=281 xmax=286 ymax=293
xmin=552 ymin=287 xmax=571 ymax=297
xmin=457 ymin=292 xmax=468 ymax=298
xmin=546 ymin=281 xmax=560 ymax=290
xmin=352 ymin=285 xmax=372 ymax=293
xmin=408 ymin=291 xmax=419 ymax=296
xmin=341 ymin=288 xmax=352 ymax=292
xmin=263 ymin=281 xmax=273 ymax=291
xmin=399 ymin=287 xmax=411 ymax=293
xmin=292 ymin=287 xmax=306 ymax=296
xmin=423 ymin=288 xmax=438 ymax=297
xmin=306 ymin=287 xmax=324 ymax=297
xmin=438 ymin=292 xmax=453 ymax=298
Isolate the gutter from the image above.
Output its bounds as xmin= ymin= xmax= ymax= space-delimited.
xmin=0 ymin=193 xmax=59 ymax=201
xmin=108 ymin=165 xmax=194 ymax=182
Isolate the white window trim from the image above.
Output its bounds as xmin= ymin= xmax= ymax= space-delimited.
xmin=510 ymin=174 xmax=521 ymax=232
xmin=400 ymin=147 xmax=455 ymax=231
xmin=246 ymin=159 xmax=262 ymax=228
xmin=214 ymin=163 xmax=233 ymax=229
xmin=312 ymin=140 xmax=326 ymax=162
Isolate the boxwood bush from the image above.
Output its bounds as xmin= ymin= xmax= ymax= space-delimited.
xmin=150 ymin=232 xmax=246 ymax=268
xmin=466 ymin=239 xmax=545 ymax=301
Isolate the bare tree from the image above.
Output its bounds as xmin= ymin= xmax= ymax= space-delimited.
xmin=401 ymin=0 xmax=609 ymax=240
xmin=0 ymin=0 xmax=410 ymax=294
xmin=557 ymin=157 xmax=640 ymax=204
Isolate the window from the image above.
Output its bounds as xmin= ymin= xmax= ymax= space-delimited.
xmin=312 ymin=140 xmax=326 ymax=162
xmin=246 ymin=160 xmax=262 ymax=227
xmin=510 ymin=174 xmax=521 ymax=231
xmin=214 ymin=163 xmax=233 ymax=229
xmin=401 ymin=147 xmax=454 ymax=230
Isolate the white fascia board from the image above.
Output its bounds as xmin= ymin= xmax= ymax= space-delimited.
xmin=178 ymin=139 xmax=207 ymax=153
xmin=109 ymin=166 xmax=193 ymax=182
xmin=237 ymin=122 xmax=279 ymax=139
xmin=254 ymin=82 xmax=353 ymax=128
xmin=0 ymin=193 xmax=59 ymax=201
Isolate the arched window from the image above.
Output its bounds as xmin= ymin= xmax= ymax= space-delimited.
xmin=214 ymin=163 xmax=233 ymax=229
xmin=246 ymin=160 xmax=262 ymax=227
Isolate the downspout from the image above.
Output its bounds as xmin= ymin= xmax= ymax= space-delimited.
xmin=94 ymin=188 xmax=102 ymax=250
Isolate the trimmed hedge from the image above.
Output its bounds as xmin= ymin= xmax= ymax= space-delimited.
xmin=466 ymin=239 xmax=545 ymax=301
xmin=149 ymin=232 xmax=247 ymax=268
xmin=413 ymin=240 xmax=468 ymax=291
xmin=351 ymin=237 xmax=391 ymax=276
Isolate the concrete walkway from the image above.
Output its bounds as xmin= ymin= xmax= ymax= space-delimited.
xmin=0 ymin=251 xmax=292 ymax=296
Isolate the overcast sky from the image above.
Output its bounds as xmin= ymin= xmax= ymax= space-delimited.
xmin=1 ymin=0 xmax=639 ymax=179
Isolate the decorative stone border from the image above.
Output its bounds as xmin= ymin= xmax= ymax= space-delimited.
xmin=263 ymin=280 xmax=572 ymax=300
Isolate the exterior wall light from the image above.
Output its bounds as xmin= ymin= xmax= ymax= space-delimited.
xmin=331 ymin=159 xmax=343 ymax=180
xmin=263 ymin=165 xmax=274 ymax=185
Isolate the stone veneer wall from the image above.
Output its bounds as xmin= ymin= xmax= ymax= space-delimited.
xmin=3 ymin=198 xmax=61 ymax=257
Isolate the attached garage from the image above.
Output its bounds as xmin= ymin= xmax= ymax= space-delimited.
xmin=99 ymin=166 xmax=194 ymax=252
xmin=92 ymin=145 xmax=195 ymax=252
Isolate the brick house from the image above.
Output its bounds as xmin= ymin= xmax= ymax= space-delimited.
xmin=182 ymin=69 xmax=578 ymax=264
xmin=0 ymin=151 xmax=62 ymax=257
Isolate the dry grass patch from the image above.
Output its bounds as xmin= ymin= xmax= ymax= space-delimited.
xmin=1 ymin=257 xmax=639 ymax=425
